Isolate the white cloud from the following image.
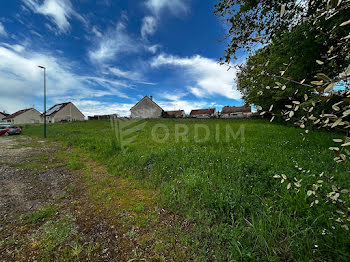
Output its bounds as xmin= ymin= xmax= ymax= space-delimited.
xmin=89 ymin=22 xmax=140 ymax=63
xmin=0 ymin=43 xmax=129 ymax=113
xmin=0 ymin=22 xmax=7 ymax=37
xmin=147 ymin=44 xmax=161 ymax=54
xmin=151 ymin=54 xmax=241 ymax=99
xmin=68 ymin=100 xmax=134 ymax=117
xmin=145 ymin=0 xmax=188 ymax=15
xmin=92 ymin=26 xmax=103 ymax=38
xmin=108 ymin=67 xmax=142 ymax=81
xmin=141 ymin=16 xmax=157 ymax=39
xmin=158 ymin=99 xmax=211 ymax=114
xmin=141 ymin=0 xmax=189 ymax=39
xmin=161 ymin=91 xmax=188 ymax=101
xmin=1 ymin=43 xmax=25 ymax=53
xmin=22 ymin=0 xmax=85 ymax=33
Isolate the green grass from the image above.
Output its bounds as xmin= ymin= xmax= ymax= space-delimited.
xmin=21 ymin=205 xmax=57 ymax=224
xmin=23 ymin=119 xmax=350 ymax=261
xmin=33 ymin=217 xmax=77 ymax=261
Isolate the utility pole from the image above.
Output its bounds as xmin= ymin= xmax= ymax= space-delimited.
xmin=38 ymin=66 xmax=46 ymax=138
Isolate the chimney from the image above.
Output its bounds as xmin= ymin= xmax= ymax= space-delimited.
xmin=150 ymin=96 xmax=153 ymax=101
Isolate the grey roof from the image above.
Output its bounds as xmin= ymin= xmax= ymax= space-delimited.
xmin=43 ymin=102 xmax=70 ymax=116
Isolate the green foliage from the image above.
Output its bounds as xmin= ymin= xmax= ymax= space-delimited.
xmin=236 ymin=14 xmax=349 ymax=114
xmin=23 ymin=120 xmax=350 ymax=260
xmin=214 ymin=0 xmax=349 ymax=63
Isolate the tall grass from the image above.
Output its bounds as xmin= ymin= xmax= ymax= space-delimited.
xmin=24 ymin=119 xmax=350 ymax=261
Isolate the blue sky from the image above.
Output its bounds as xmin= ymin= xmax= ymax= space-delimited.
xmin=0 ymin=0 xmax=245 ymax=116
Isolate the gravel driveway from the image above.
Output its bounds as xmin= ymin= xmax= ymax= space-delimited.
xmin=0 ymin=136 xmax=70 ymax=218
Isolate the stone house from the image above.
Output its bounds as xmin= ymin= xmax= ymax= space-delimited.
xmin=190 ymin=108 xmax=217 ymax=118
xmin=130 ymin=96 xmax=163 ymax=119
xmin=166 ymin=110 xmax=186 ymax=118
xmin=4 ymin=108 xmax=41 ymax=124
xmin=42 ymin=102 xmax=85 ymax=123
xmin=221 ymin=106 xmax=252 ymax=118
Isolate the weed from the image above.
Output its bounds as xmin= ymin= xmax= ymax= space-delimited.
xmin=20 ymin=205 xmax=57 ymax=224
xmin=135 ymin=202 xmax=145 ymax=213
xmin=33 ymin=218 xmax=76 ymax=261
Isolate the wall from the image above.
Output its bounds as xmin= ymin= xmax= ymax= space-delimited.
xmin=51 ymin=103 xmax=85 ymax=122
xmin=191 ymin=114 xmax=212 ymax=119
xmin=131 ymin=98 xmax=163 ymax=118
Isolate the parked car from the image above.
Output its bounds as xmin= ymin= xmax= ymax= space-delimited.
xmin=0 ymin=126 xmax=11 ymax=136
xmin=8 ymin=126 xmax=22 ymax=135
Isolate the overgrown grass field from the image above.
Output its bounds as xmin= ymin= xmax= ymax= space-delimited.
xmin=24 ymin=119 xmax=350 ymax=261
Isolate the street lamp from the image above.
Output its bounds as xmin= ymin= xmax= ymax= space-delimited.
xmin=38 ymin=66 xmax=46 ymax=138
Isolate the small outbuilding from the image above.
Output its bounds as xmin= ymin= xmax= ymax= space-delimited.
xmin=4 ymin=108 xmax=41 ymax=124
xmin=166 ymin=110 xmax=186 ymax=118
xmin=130 ymin=96 xmax=163 ymax=119
xmin=190 ymin=108 xmax=217 ymax=118
xmin=42 ymin=102 xmax=85 ymax=123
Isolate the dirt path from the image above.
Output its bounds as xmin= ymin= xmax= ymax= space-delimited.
xmin=0 ymin=136 xmax=194 ymax=262
xmin=0 ymin=137 xmax=69 ymax=218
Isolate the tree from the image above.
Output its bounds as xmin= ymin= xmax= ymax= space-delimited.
xmin=215 ymin=0 xmax=350 ymax=234
xmin=214 ymin=0 xmax=348 ymax=64
xmin=236 ymin=21 xmax=330 ymax=113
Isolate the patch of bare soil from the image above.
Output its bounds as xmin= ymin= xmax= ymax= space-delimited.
xmin=0 ymin=137 xmax=69 ymax=218
xmin=0 ymin=137 xmax=126 ymax=261
xmin=0 ymin=136 xmax=194 ymax=262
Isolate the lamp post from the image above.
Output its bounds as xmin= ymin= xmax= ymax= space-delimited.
xmin=38 ymin=66 xmax=46 ymax=138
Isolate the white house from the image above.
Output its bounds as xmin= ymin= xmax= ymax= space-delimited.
xmin=4 ymin=108 xmax=41 ymax=124
xmin=42 ymin=102 xmax=85 ymax=123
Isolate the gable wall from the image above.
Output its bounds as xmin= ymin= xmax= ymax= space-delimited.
xmin=9 ymin=109 xmax=41 ymax=124
xmin=131 ymin=98 xmax=163 ymax=118
xmin=51 ymin=103 xmax=85 ymax=122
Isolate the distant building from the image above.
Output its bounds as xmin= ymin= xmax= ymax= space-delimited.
xmin=190 ymin=108 xmax=217 ymax=118
xmin=0 ymin=111 xmax=9 ymax=121
xmin=88 ymin=114 xmax=118 ymax=120
xmin=166 ymin=110 xmax=186 ymax=118
xmin=42 ymin=102 xmax=85 ymax=123
xmin=221 ymin=106 xmax=252 ymax=118
xmin=4 ymin=108 xmax=41 ymax=124
xmin=130 ymin=96 xmax=163 ymax=119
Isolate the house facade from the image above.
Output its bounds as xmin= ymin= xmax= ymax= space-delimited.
xmin=190 ymin=108 xmax=217 ymax=118
xmin=221 ymin=106 xmax=252 ymax=118
xmin=4 ymin=108 xmax=41 ymax=124
xmin=42 ymin=102 xmax=85 ymax=123
xmin=166 ymin=110 xmax=186 ymax=118
xmin=130 ymin=96 xmax=163 ymax=119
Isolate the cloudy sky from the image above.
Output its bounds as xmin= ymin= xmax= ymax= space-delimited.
xmin=0 ymin=0 xmax=245 ymax=116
